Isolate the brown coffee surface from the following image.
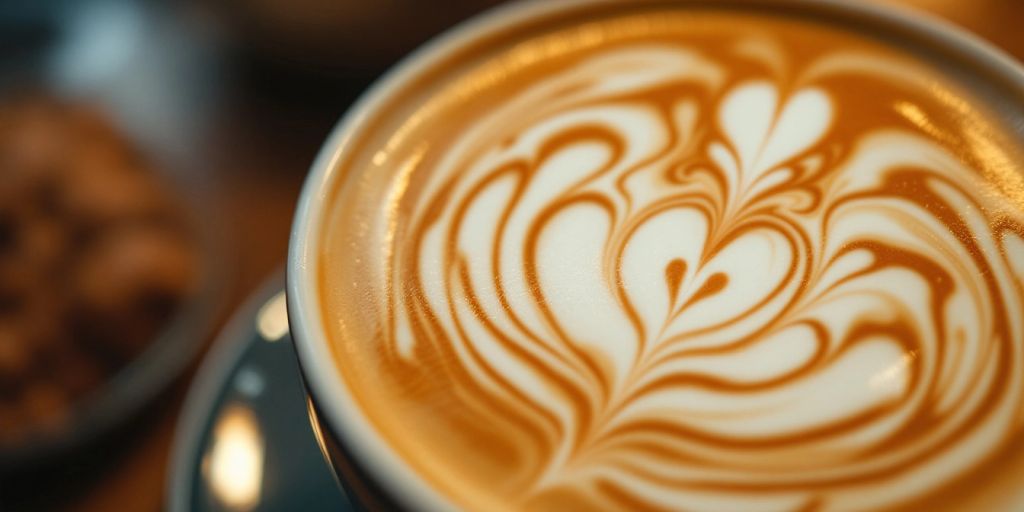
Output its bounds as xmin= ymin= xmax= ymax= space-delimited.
xmin=318 ymin=5 xmax=1024 ymax=511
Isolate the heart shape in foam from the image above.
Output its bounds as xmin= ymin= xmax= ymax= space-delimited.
xmin=529 ymin=80 xmax=828 ymax=393
xmin=533 ymin=201 xmax=800 ymax=389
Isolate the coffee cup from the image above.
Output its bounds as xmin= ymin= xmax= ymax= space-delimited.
xmin=288 ymin=1 xmax=1024 ymax=510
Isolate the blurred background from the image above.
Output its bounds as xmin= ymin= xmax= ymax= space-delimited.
xmin=0 ymin=0 xmax=1020 ymax=510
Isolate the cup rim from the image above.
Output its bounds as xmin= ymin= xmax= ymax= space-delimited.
xmin=287 ymin=0 xmax=1024 ymax=510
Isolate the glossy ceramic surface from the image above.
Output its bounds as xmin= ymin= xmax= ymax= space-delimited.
xmin=167 ymin=274 xmax=350 ymax=512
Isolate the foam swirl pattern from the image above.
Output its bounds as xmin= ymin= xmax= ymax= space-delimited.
xmin=319 ymin=11 xmax=1024 ymax=512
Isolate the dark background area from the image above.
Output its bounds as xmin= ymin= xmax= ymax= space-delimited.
xmin=0 ymin=0 xmax=501 ymax=509
xmin=0 ymin=0 xmax=1021 ymax=510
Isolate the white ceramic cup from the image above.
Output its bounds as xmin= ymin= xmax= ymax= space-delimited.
xmin=287 ymin=1 xmax=1024 ymax=510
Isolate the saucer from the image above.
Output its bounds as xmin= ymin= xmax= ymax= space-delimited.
xmin=166 ymin=273 xmax=351 ymax=511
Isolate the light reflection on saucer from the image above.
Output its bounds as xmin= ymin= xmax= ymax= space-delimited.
xmin=166 ymin=275 xmax=350 ymax=512
xmin=256 ymin=291 xmax=289 ymax=342
xmin=205 ymin=404 xmax=265 ymax=511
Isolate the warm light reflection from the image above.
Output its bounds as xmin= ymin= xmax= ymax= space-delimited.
xmin=205 ymin=404 xmax=265 ymax=511
xmin=869 ymin=350 xmax=919 ymax=394
xmin=893 ymin=100 xmax=951 ymax=144
xmin=256 ymin=291 xmax=289 ymax=342
xmin=926 ymin=83 xmax=1024 ymax=209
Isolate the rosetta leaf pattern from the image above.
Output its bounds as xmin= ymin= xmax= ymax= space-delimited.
xmin=382 ymin=43 xmax=1024 ymax=511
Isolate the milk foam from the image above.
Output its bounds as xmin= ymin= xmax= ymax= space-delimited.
xmin=319 ymin=10 xmax=1024 ymax=511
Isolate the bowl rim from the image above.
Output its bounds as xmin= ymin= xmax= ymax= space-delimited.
xmin=287 ymin=0 xmax=1024 ymax=510
xmin=165 ymin=271 xmax=284 ymax=512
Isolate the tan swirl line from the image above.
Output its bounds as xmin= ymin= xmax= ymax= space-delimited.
xmin=322 ymin=14 xmax=1024 ymax=511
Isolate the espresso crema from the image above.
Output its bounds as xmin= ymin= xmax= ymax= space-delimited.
xmin=317 ymin=5 xmax=1024 ymax=511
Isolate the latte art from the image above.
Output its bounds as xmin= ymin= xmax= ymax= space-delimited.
xmin=318 ymin=10 xmax=1024 ymax=511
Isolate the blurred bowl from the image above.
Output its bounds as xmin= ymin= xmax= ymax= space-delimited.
xmin=0 ymin=0 xmax=229 ymax=473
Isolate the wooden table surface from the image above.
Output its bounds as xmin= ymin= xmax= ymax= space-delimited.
xmin=29 ymin=0 xmax=1021 ymax=510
